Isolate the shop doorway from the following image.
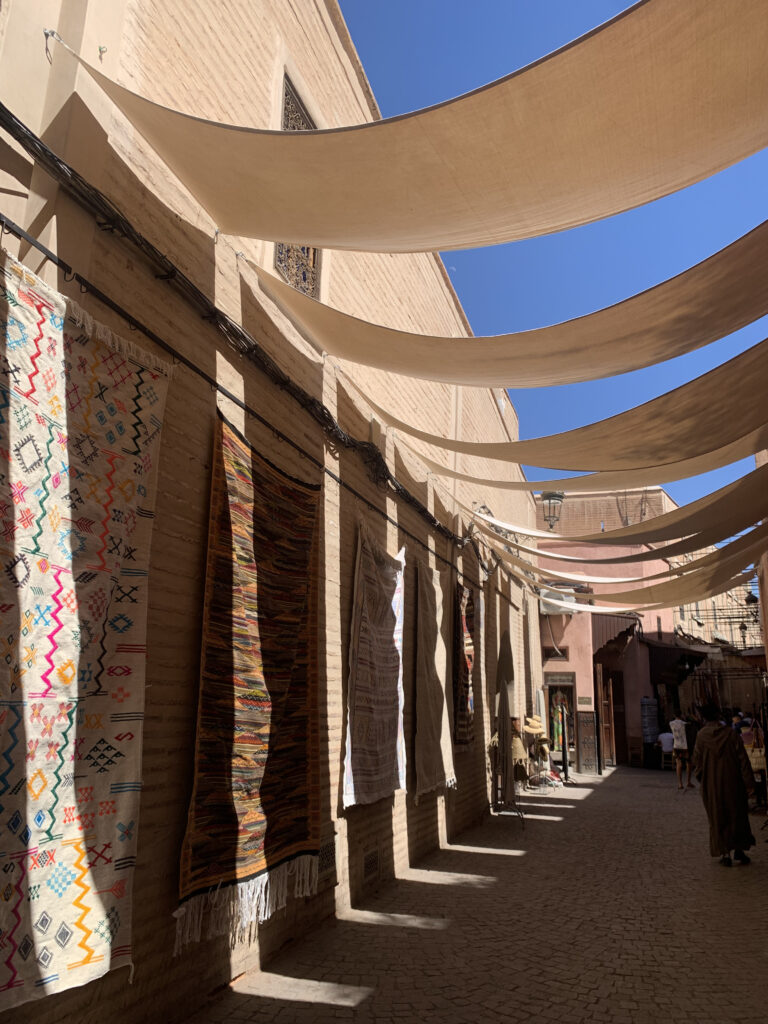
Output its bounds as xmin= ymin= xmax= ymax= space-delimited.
xmin=545 ymin=673 xmax=576 ymax=761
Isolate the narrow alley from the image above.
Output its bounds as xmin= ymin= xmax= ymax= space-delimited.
xmin=186 ymin=769 xmax=767 ymax=1024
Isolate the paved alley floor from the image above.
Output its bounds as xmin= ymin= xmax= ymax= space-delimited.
xmin=185 ymin=768 xmax=768 ymax=1024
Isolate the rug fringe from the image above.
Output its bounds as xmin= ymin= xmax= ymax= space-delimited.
xmin=173 ymin=855 xmax=319 ymax=955
xmin=65 ymin=297 xmax=173 ymax=376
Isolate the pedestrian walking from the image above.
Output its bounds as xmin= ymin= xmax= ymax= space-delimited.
xmin=670 ymin=713 xmax=694 ymax=790
xmin=691 ymin=702 xmax=756 ymax=867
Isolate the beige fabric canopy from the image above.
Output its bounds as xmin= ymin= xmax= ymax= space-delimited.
xmin=58 ymin=0 xmax=768 ymax=252
xmin=469 ymin=463 xmax=768 ymax=546
xmin=363 ymin=339 xmax=768 ymax=471
xmin=554 ymin=525 xmax=768 ymax=606
xmin=244 ymin=218 xmax=768 ymax=386
xmin=473 ymin=512 xmax=764 ymax=570
xmin=408 ymin=427 xmax=768 ymax=492
xmin=539 ymin=569 xmax=756 ymax=614
xmin=482 ymin=520 xmax=768 ymax=588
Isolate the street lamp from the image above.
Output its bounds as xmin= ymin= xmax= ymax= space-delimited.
xmin=541 ymin=491 xmax=565 ymax=531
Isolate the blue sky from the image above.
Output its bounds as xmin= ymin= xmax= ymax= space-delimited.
xmin=337 ymin=0 xmax=768 ymax=506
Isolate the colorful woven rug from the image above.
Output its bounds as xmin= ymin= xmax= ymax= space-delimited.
xmin=413 ymin=563 xmax=455 ymax=798
xmin=0 ymin=253 xmax=170 ymax=1010
xmin=453 ymin=583 xmax=475 ymax=745
xmin=176 ymin=415 xmax=321 ymax=950
xmin=342 ymin=528 xmax=405 ymax=808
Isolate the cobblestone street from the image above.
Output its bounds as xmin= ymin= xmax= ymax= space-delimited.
xmin=185 ymin=768 xmax=768 ymax=1024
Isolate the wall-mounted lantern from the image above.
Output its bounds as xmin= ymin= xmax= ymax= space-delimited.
xmin=541 ymin=490 xmax=565 ymax=531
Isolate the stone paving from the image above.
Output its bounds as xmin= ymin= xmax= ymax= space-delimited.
xmin=184 ymin=768 xmax=768 ymax=1023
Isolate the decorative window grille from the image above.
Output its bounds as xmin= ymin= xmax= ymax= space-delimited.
xmin=274 ymin=76 xmax=321 ymax=297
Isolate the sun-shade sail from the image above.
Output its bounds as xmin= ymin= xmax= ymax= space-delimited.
xmin=355 ymin=340 xmax=768 ymax=471
xmin=541 ymin=568 xmax=756 ymax=613
xmin=471 ymin=511 xmax=766 ymax=571
xmin=483 ymin=521 xmax=768 ymax=587
xmin=556 ymin=526 xmax=768 ymax=606
xmin=57 ymin=0 xmax=768 ymax=251
xmin=406 ymin=428 xmax=768 ymax=492
xmin=245 ymin=218 xmax=768 ymax=386
xmin=469 ymin=463 xmax=768 ymax=546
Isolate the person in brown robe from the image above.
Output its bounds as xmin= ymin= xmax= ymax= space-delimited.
xmin=691 ymin=703 xmax=755 ymax=866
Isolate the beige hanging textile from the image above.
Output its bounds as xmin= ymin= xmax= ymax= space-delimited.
xmin=405 ymin=427 xmax=768 ymax=493
xmin=53 ymin=0 xmax=768 ymax=252
xmin=352 ymin=340 xmax=768 ymax=471
xmin=243 ymin=217 xmax=768 ymax=386
xmin=466 ymin=462 xmax=768 ymax=547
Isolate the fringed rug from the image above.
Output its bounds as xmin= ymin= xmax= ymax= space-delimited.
xmin=342 ymin=527 xmax=405 ymax=808
xmin=176 ymin=415 xmax=321 ymax=951
xmin=0 ymin=253 xmax=170 ymax=1009
xmin=453 ymin=583 xmax=475 ymax=745
xmin=413 ymin=563 xmax=455 ymax=799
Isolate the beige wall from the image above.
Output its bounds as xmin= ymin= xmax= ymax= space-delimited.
xmin=0 ymin=2 xmax=541 ymax=1022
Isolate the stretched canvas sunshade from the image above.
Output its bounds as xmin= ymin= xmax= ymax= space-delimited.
xmin=0 ymin=254 xmax=170 ymax=1009
xmin=352 ymin=339 xmax=768 ymax=471
xmin=469 ymin=463 xmax=768 ymax=546
xmin=474 ymin=513 xmax=763 ymax=569
xmin=558 ymin=526 xmax=768 ymax=606
xmin=482 ymin=520 xmax=768 ymax=587
xmin=405 ymin=427 xmax=768 ymax=492
xmin=55 ymin=0 xmax=768 ymax=251
xmin=245 ymin=218 xmax=768 ymax=386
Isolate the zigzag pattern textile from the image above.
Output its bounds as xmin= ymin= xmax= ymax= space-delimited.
xmin=342 ymin=528 xmax=406 ymax=808
xmin=0 ymin=253 xmax=170 ymax=1009
xmin=453 ymin=584 xmax=475 ymax=746
xmin=176 ymin=415 xmax=321 ymax=950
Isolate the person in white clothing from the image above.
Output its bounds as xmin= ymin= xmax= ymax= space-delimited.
xmin=670 ymin=715 xmax=694 ymax=790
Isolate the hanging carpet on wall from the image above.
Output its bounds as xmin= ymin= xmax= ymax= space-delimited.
xmin=243 ymin=217 xmax=768 ymax=386
xmin=348 ymin=339 xmax=768 ymax=472
xmin=53 ymin=0 xmax=768 ymax=251
xmin=403 ymin=426 xmax=768 ymax=493
xmin=342 ymin=528 xmax=406 ymax=808
xmin=453 ymin=584 xmax=476 ymax=746
xmin=413 ymin=563 xmax=456 ymax=799
xmin=0 ymin=253 xmax=170 ymax=1010
xmin=176 ymin=415 xmax=321 ymax=950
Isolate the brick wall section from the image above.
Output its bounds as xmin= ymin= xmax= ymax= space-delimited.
xmin=0 ymin=2 xmax=543 ymax=1022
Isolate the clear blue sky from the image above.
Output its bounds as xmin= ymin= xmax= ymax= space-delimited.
xmin=337 ymin=0 xmax=768 ymax=507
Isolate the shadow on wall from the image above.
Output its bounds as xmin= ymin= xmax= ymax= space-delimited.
xmin=335 ymin=380 xmax=396 ymax=908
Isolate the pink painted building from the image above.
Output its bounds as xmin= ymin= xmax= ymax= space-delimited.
xmin=535 ymin=488 xmax=762 ymax=771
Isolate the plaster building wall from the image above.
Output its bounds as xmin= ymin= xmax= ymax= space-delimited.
xmin=0 ymin=2 xmax=542 ymax=1022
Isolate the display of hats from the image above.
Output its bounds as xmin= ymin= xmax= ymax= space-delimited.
xmin=524 ymin=715 xmax=546 ymax=735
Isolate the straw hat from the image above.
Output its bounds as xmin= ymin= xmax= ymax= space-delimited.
xmin=524 ymin=715 xmax=546 ymax=735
